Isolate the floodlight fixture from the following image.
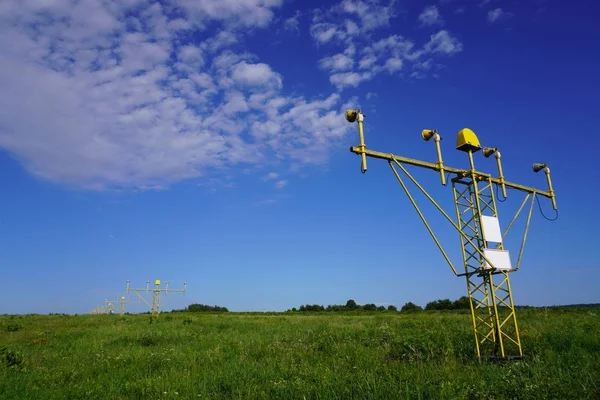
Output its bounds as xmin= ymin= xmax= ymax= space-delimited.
xmin=345 ymin=109 xmax=367 ymax=173
xmin=345 ymin=109 xmax=358 ymax=123
xmin=483 ymin=147 xmax=497 ymax=158
xmin=422 ymin=129 xmax=445 ymax=185
xmin=532 ymin=163 xmax=547 ymax=173
xmin=483 ymin=147 xmax=506 ymax=198
xmin=421 ymin=129 xmax=436 ymax=141
xmin=532 ymin=163 xmax=556 ymax=209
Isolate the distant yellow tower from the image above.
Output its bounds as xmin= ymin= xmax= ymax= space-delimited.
xmin=126 ymin=280 xmax=187 ymax=317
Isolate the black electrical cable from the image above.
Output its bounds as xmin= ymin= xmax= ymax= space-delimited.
xmin=495 ymin=183 xmax=507 ymax=202
xmin=535 ymin=194 xmax=558 ymax=221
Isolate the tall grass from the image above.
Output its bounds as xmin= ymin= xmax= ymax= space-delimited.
xmin=1 ymin=308 xmax=598 ymax=399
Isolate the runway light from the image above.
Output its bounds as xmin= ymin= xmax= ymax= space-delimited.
xmin=421 ymin=129 xmax=437 ymax=141
xmin=483 ymin=147 xmax=497 ymax=158
xmin=532 ymin=163 xmax=547 ymax=173
xmin=345 ymin=109 xmax=358 ymax=123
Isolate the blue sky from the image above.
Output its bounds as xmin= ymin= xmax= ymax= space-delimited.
xmin=0 ymin=0 xmax=598 ymax=314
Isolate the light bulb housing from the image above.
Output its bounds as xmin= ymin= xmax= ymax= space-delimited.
xmin=421 ymin=129 xmax=436 ymax=141
xmin=345 ymin=109 xmax=358 ymax=123
xmin=532 ymin=163 xmax=547 ymax=173
xmin=483 ymin=147 xmax=497 ymax=158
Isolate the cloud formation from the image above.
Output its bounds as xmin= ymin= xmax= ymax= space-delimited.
xmin=309 ymin=0 xmax=463 ymax=89
xmin=487 ymin=8 xmax=512 ymax=24
xmin=0 ymin=0 xmax=352 ymax=190
xmin=418 ymin=6 xmax=444 ymax=26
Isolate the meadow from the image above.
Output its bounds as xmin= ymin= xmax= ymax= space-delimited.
xmin=1 ymin=308 xmax=599 ymax=399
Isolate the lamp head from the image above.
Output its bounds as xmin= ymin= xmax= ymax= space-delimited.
xmin=533 ymin=163 xmax=547 ymax=173
xmin=345 ymin=109 xmax=358 ymax=123
xmin=483 ymin=147 xmax=497 ymax=158
xmin=421 ymin=129 xmax=437 ymax=141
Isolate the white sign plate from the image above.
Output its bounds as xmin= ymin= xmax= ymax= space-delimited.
xmin=483 ymin=248 xmax=513 ymax=270
xmin=481 ymin=215 xmax=503 ymax=244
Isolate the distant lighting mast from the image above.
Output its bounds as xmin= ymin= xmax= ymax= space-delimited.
xmin=126 ymin=280 xmax=187 ymax=317
xmin=345 ymin=109 xmax=557 ymax=360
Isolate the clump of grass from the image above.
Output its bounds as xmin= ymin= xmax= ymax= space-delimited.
xmin=0 ymin=345 xmax=27 ymax=372
xmin=6 ymin=323 xmax=22 ymax=332
xmin=137 ymin=332 xmax=160 ymax=347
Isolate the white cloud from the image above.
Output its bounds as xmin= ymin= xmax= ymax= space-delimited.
xmin=424 ymin=30 xmax=463 ymax=55
xmin=319 ymin=53 xmax=354 ymax=72
xmin=384 ymin=57 xmax=403 ymax=72
xmin=274 ymin=180 xmax=288 ymax=189
xmin=179 ymin=0 xmax=285 ymax=29
xmin=345 ymin=19 xmax=359 ymax=35
xmin=418 ymin=6 xmax=443 ymax=26
xmin=231 ymin=61 xmax=283 ymax=89
xmin=310 ymin=0 xmax=396 ymax=45
xmin=222 ymin=92 xmax=249 ymax=115
xmin=487 ymin=8 xmax=512 ymax=24
xmin=179 ymin=45 xmax=204 ymax=65
xmin=308 ymin=1 xmax=463 ymax=89
xmin=264 ymin=172 xmax=279 ymax=180
xmin=0 ymin=0 xmax=352 ymax=190
xmin=358 ymin=55 xmax=377 ymax=70
xmin=284 ymin=11 xmax=302 ymax=33
xmin=330 ymin=72 xmax=372 ymax=90
xmin=340 ymin=0 xmax=396 ymax=31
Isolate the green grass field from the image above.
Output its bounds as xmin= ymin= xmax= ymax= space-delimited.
xmin=1 ymin=308 xmax=599 ymax=399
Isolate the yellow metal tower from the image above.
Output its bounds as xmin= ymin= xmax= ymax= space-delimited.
xmin=105 ymin=297 xmax=116 ymax=314
xmin=345 ymin=109 xmax=557 ymax=360
xmin=126 ymin=280 xmax=187 ymax=317
xmin=116 ymin=295 xmax=139 ymax=315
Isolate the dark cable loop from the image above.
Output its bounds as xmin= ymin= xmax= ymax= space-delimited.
xmin=536 ymin=194 xmax=558 ymax=221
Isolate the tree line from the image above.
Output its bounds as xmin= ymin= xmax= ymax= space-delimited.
xmin=171 ymin=297 xmax=473 ymax=314
xmin=287 ymin=297 xmax=473 ymax=313
xmin=171 ymin=303 xmax=229 ymax=313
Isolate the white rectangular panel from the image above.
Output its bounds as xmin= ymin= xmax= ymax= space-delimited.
xmin=483 ymin=249 xmax=512 ymax=270
xmin=481 ymin=215 xmax=503 ymax=243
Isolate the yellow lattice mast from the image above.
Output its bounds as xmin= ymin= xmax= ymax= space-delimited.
xmin=89 ymin=305 xmax=107 ymax=315
xmin=345 ymin=109 xmax=557 ymax=360
xmin=116 ymin=295 xmax=139 ymax=315
xmin=105 ymin=297 xmax=116 ymax=314
xmin=126 ymin=280 xmax=187 ymax=317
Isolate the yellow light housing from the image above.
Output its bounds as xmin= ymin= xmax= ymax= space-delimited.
xmin=532 ymin=163 xmax=547 ymax=173
xmin=456 ymin=128 xmax=482 ymax=152
xmin=483 ymin=147 xmax=497 ymax=158
xmin=421 ymin=129 xmax=435 ymax=141
xmin=345 ymin=109 xmax=358 ymax=123
xmin=155 ymin=280 xmax=161 ymax=285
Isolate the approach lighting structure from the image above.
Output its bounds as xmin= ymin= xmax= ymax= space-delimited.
xmin=346 ymin=109 xmax=557 ymax=361
xmin=126 ymin=280 xmax=187 ymax=317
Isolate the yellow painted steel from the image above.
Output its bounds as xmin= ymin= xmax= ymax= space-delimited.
xmin=389 ymin=161 xmax=458 ymax=275
xmin=544 ymin=167 xmax=557 ymax=210
xmin=495 ymin=152 xmax=507 ymax=199
xmin=126 ymin=280 xmax=187 ymax=317
xmin=345 ymin=109 xmax=556 ymax=360
xmin=349 ymin=147 xmax=556 ymax=200
xmin=457 ymin=128 xmax=482 ymax=152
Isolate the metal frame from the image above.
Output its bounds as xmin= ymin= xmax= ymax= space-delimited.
xmin=346 ymin=109 xmax=557 ymax=360
xmin=126 ymin=280 xmax=187 ymax=317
